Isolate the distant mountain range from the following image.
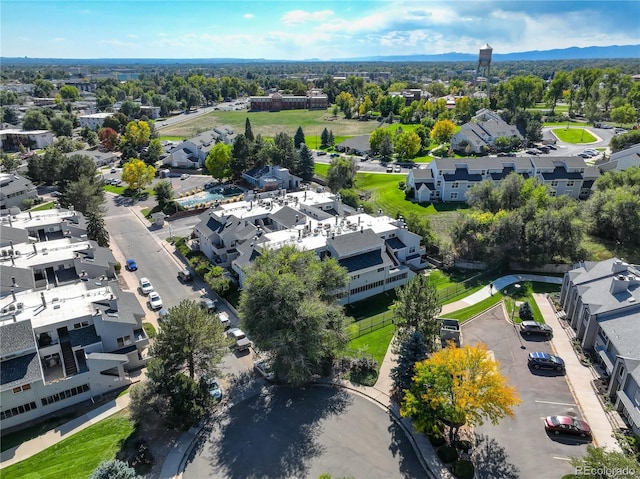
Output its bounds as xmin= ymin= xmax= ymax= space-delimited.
xmin=2 ymin=44 xmax=638 ymax=65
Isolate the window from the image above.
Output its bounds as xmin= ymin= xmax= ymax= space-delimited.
xmin=73 ymin=321 xmax=89 ymax=329
xmin=450 ymin=192 xmax=458 ymax=199
xmin=550 ymin=191 xmax=556 ymax=197
xmin=377 ymin=267 xmax=385 ymax=272
xmin=349 ymin=280 xmax=384 ymax=296
xmin=117 ymin=336 xmax=131 ymax=347
xmin=598 ymin=328 xmax=609 ymax=344
xmin=12 ymin=384 xmax=31 ymax=394
xmin=619 ymin=365 xmax=625 ymax=378
xmin=1 ymin=401 xmax=37 ymax=420
xmin=567 ymin=180 xmax=575 ymax=187
xmin=452 ymin=182 xmax=459 ymax=189
xmin=41 ymin=384 xmax=90 ymax=406
xmin=634 ymin=388 xmax=640 ymax=407
xmin=551 ymin=180 xmax=559 ymax=187
xmin=436 ymin=180 xmax=441 ymax=186
xmin=385 ymin=272 xmax=408 ymax=284
xmin=409 ymin=247 xmax=415 ymax=253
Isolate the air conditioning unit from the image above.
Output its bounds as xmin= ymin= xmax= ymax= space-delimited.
xmin=16 ymin=303 xmax=24 ymax=310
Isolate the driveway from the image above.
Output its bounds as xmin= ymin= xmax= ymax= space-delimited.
xmin=462 ymin=306 xmax=590 ymax=479
xmin=182 ymin=386 xmax=425 ymax=479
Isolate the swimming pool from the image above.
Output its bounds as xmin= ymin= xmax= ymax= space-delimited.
xmin=176 ymin=186 xmax=244 ymax=208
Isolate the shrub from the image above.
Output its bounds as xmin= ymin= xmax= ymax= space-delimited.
xmin=437 ymin=445 xmax=459 ymax=463
xmin=114 ymin=262 xmax=122 ymax=273
xmin=450 ymin=460 xmax=474 ymax=479
xmin=89 ymin=459 xmax=139 ymax=479
xmin=453 ymin=439 xmax=473 ymax=452
xmin=142 ymin=322 xmax=156 ymax=339
xmin=519 ymin=301 xmax=534 ymax=321
xmin=398 ymin=181 xmax=405 ymax=189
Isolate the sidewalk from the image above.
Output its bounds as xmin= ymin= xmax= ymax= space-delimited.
xmin=533 ymin=293 xmax=621 ymax=452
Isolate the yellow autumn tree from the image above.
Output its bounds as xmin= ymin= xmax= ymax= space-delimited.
xmin=430 ymin=119 xmax=456 ymax=145
xmin=121 ymin=159 xmax=155 ymax=194
xmin=123 ymin=120 xmax=151 ymax=149
xmin=401 ymin=342 xmax=521 ymax=443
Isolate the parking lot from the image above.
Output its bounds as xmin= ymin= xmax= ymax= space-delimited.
xmin=462 ymin=306 xmax=590 ymax=479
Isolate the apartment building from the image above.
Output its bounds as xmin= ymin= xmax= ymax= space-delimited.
xmin=249 ymin=90 xmax=329 ymax=112
xmin=559 ymin=258 xmax=640 ymax=435
xmin=0 ymin=174 xmax=38 ymax=212
xmin=193 ymin=189 xmax=427 ymax=304
xmin=0 ymin=209 xmax=149 ymax=430
xmin=406 ymin=157 xmax=599 ymax=203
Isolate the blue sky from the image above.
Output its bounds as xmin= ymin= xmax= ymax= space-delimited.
xmin=1 ymin=1 xmax=639 ymax=59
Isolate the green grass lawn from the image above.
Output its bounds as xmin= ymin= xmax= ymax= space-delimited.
xmin=347 ymin=323 xmax=395 ymax=368
xmin=544 ymin=121 xmax=590 ymax=127
xmin=552 ymin=128 xmax=597 ymax=144
xmin=30 ymin=201 xmax=56 ymax=211
xmin=104 ymin=185 xmax=126 ymax=194
xmin=159 ymin=108 xmax=379 ymax=139
xmin=443 ymin=294 xmax=504 ymax=322
xmin=158 ymin=135 xmax=187 ymax=141
xmin=1 ymin=411 xmax=135 ymax=479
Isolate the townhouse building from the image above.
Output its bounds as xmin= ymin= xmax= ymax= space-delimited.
xmin=0 ymin=174 xmax=38 ymax=212
xmin=451 ymin=117 xmax=522 ymax=154
xmin=0 ymin=209 xmax=149 ymax=430
xmin=162 ymin=127 xmax=235 ymax=169
xmin=0 ymin=129 xmax=53 ymax=150
xmin=559 ymin=258 xmax=640 ymax=435
xmin=193 ymin=189 xmax=427 ymax=304
xmin=406 ymin=157 xmax=599 ymax=203
xmin=78 ymin=113 xmax=112 ymax=130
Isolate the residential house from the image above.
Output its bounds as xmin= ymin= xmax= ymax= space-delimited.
xmin=598 ymin=144 xmax=640 ymax=173
xmin=0 ymin=174 xmax=38 ymax=212
xmin=139 ymin=105 xmax=160 ymax=119
xmin=193 ymin=189 xmax=427 ymax=305
xmin=559 ymin=258 xmax=640 ymax=435
xmin=242 ymin=165 xmax=301 ymax=191
xmin=0 ymin=129 xmax=54 ymax=150
xmin=78 ymin=113 xmax=112 ymax=130
xmin=0 ymin=208 xmax=148 ymax=430
xmin=162 ymin=127 xmax=235 ymax=169
xmin=451 ymin=115 xmax=523 ymax=154
xmin=65 ymin=149 xmax=117 ymax=168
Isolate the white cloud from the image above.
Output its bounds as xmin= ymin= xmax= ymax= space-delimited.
xmin=281 ymin=9 xmax=334 ymax=26
xmin=53 ymin=38 xmax=65 ymax=42
xmin=243 ymin=13 xmax=254 ymax=19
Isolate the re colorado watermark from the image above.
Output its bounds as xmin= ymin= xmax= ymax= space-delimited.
xmin=575 ymin=466 xmax=636 ymax=477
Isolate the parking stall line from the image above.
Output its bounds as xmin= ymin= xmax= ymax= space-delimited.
xmin=535 ymin=400 xmax=578 ymax=407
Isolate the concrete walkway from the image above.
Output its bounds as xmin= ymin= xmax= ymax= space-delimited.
xmin=2 ymin=271 xmax=623 ymax=478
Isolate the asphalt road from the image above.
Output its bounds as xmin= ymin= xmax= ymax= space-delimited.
xmin=462 ymin=306 xmax=590 ymax=479
xmin=182 ymin=386 xmax=425 ymax=479
xmin=102 ymin=193 xmax=252 ymax=379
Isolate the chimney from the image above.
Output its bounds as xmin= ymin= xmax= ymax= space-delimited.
xmin=295 ymin=214 xmax=299 ymax=223
xmin=40 ymin=292 xmax=47 ymax=308
xmin=10 ymin=241 xmax=14 ymax=252
xmin=298 ymin=229 xmax=302 ymax=239
xmin=610 ymin=275 xmax=629 ymax=294
xmin=358 ymin=216 xmax=361 ymax=225
xmin=11 ymin=277 xmax=17 ymax=287
xmin=361 ymin=226 xmax=364 ymax=233
xmin=28 ymin=211 xmax=32 ymax=220
xmin=332 ymin=233 xmax=335 ymax=240
xmin=11 ymin=289 xmax=16 ymax=302
xmin=33 ymin=243 xmax=37 ymax=255
xmin=612 ymin=259 xmax=628 ymax=274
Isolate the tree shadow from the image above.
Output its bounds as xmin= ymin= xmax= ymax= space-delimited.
xmin=191 ymin=385 xmax=352 ymax=479
xmin=472 ymin=433 xmax=520 ymax=479
xmin=387 ymin=412 xmax=433 ymax=478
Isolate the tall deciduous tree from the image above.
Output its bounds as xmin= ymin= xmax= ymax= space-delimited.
xmin=393 ymin=130 xmax=421 ymax=160
xmin=205 ymin=142 xmax=232 ymax=181
xmin=58 ymin=154 xmax=97 ymax=192
xmin=151 ymin=299 xmax=228 ymax=380
xmin=122 ymin=120 xmax=151 ymax=149
xmin=401 ymin=343 xmax=521 ymax=443
xmin=569 ymin=446 xmax=639 ymax=479
xmin=121 ymin=159 xmax=155 ymax=193
xmin=98 ymin=127 xmax=119 ymax=151
xmin=154 ymin=180 xmax=174 ymax=208
xmin=430 ymin=119 xmax=456 ymax=145
xmin=327 ymin=156 xmax=357 ymax=192
xmin=59 ymin=85 xmax=80 ymax=101
xmin=390 ymin=330 xmax=428 ymax=400
xmin=61 ymin=176 xmax=105 ymax=214
xmin=239 ymin=245 xmax=350 ymax=386
xmin=22 ymin=109 xmax=50 ymax=130
xmin=393 ymin=274 xmax=442 ymax=351
xmin=86 ymin=210 xmax=110 ymax=247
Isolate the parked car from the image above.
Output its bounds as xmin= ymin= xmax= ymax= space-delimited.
xmin=125 ymin=259 xmax=138 ymax=271
xmin=386 ymin=166 xmax=393 ymax=173
xmin=158 ymin=308 xmax=170 ymax=322
xmin=227 ymin=327 xmax=252 ymax=351
xmin=577 ymin=153 xmax=591 ymax=159
xmin=394 ymin=165 xmax=401 ymax=173
xmin=254 ymin=360 xmax=275 ymax=381
xmin=218 ymin=311 xmax=231 ymax=329
xmin=177 ymin=269 xmax=192 ymax=282
xmin=148 ymin=291 xmax=163 ymax=310
xmin=526 ymin=148 xmax=541 ymax=155
xmin=110 ymin=167 xmax=117 ymax=173
xmin=316 ymin=151 xmax=327 ymax=156
xmin=520 ymin=320 xmax=553 ymax=337
xmin=203 ymin=377 xmax=222 ymax=401
xmin=138 ymin=277 xmax=154 ymax=295
xmin=180 ymin=173 xmax=190 ymax=180
xmin=528 ymin=352 xmax=565 ymax=371
xmin=544 ymin=415 xmax=591 ymax=438
xmin=200 ymin=298 xmax=217 ymax=313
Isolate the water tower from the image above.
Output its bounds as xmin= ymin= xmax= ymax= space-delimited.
xmin=476 ymin=43 xmax=493 ymax=96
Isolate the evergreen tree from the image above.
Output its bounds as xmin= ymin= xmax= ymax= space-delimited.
xmin=298 ymin=144 xmax=315 ymax=181
xmin=393 ymin=274 xmax=442 ymax=351
xmin=89 ymin=460 xmax=139 ymax=479
xmin=328 ymin=130 xmax=335 ymax=147
xmin=390 ymin=331 xmax=428 ymax=400
xmin=86 ymin=210 xmax=110 ymax=247
xmin=294 ymin=126 xmax=306 ymax=149
xmin=244 ymin=117 xmax=254 ymax=142
xmin=320 ymin=128 xmax=329 ymax=148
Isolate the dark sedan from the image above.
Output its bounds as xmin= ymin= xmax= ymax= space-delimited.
xmin=126 ymin=258 xmax=138 ymax=271
xmin=528 ymin=352 xmax=565 ymax=371
xmin=520 ymin=321 xmax=553 ymax=337
xmin=544 ymin=416 xmax=591 ymax=438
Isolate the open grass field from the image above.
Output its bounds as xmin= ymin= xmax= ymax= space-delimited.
xmin=1 ymin=410 xmax=135 ymax=479
xmin=347 ymin=323 xmax=395 ymax=367
xmin=30 ymin=202 xmax=56 ymax=211
xmin=552 ymin=128 xmax=597 ymax=144
xmin=159 ymin=108 xmax=380 ymax=139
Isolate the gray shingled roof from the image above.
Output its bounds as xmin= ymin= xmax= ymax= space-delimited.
xmin=327 ymin=229 xmax=382 ymax=257
xmin=270 ymin=206 xmax=304 ymax=228
xmin=598 ymin=312 xmax=640 ymax=360
xmin=0 ymin=319 xmax=36 ymax=356
xmin=0 ymin=352 xmax=42 ymax=389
